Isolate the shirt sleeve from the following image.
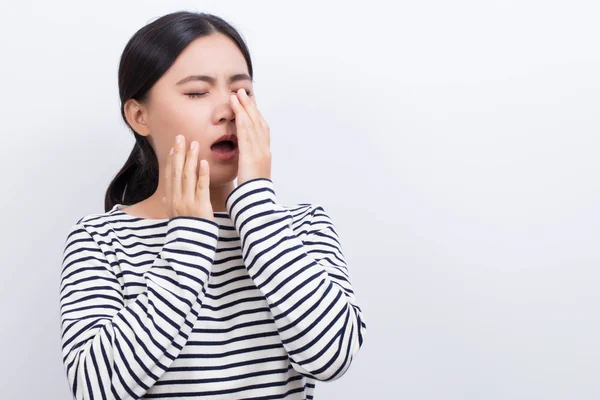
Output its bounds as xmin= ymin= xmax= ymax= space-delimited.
xmin=59 ymin=216 xmax=219 ymax=400
xmin=225 ymin=178 xmax=367 ymax=381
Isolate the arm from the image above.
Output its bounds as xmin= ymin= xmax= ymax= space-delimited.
xmin=225 ymin=178 xmax=367 ymax=381
xmin=59 ymin=216 xmax=219 ymax=400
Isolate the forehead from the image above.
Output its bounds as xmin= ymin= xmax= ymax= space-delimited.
xmin=166 ymin=33 xmax=248 ymax=79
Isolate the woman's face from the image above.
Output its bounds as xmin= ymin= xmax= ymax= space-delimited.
xmin=143 ymin=32 xmax=254 ymax=184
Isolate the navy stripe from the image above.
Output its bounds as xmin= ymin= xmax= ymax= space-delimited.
xmin=59 ymin=181 xmax=365 ymax=399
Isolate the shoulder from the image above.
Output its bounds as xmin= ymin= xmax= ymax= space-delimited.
xmin=64 ymin=205 xmax=128 ymax=241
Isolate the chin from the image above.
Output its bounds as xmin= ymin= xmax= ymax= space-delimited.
xmin=208 ymin=165 xmax=238 ymax=186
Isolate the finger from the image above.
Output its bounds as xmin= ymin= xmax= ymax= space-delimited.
xmin=230 ymin=94 xmax=252 ymax=144
xmin=172 ymin=135 xmax=185 ymax=203
xmin=230 ymin=93 xmax=252 ymax=126
xmin=183 ymin=140 xmax=198 ymax=204
xmin=235 ymin=89 xmax=270 ymax=145
xmin=235 ymin=88 xmax=261 ymax=125
xmin=164 ymin=146 xmax=174 ymax=212
xmin=196 ymin=159 xmax=211 ymax=204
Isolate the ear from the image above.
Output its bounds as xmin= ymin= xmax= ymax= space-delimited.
xmin=123 ymin=98 xmax=151 ymax=137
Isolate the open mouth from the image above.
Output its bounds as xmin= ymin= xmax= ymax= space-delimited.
xmin=210 ymin=134 xmax=238 ymax=154
xmin=211 ymin=140 xmax=236 ymax=153
xmin=210 ymin=134 xmax=239 ymax=161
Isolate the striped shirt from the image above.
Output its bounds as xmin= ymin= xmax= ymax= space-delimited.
xmin=59 ymin=178 xmax=367 ymax=399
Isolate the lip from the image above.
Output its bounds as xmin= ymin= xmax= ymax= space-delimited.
xmin=211 ymin=133 xmax=238 ymax=148
xmin=211 ymin=146 xmax=239 ymax=161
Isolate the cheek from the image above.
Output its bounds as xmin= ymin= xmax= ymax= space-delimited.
xmin=150 ymin=99 xmax=212 ymax=155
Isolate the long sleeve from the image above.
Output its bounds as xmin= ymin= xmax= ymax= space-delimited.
xmin=59 ymin=216 xmax=219 ymax=400
xmin=225 ymin=178 xmax=367 ymax=381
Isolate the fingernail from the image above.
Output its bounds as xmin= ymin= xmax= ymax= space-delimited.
xmin=169 ymin=147 xmax=174 ymax=155
xmin=191 ymin=141 xmax=197 ymax=150
xmin=176 ymin=135 xmax=182 ymax=144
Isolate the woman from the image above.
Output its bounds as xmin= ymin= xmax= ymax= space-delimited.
xmin=59 ymin=11 xmax=366 ymax=399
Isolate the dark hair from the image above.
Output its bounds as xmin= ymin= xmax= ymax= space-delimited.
xmin=104 ymin=11 xmax=253 ymax=212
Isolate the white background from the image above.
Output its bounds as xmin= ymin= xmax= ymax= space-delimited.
xmin=1 ymin=0 xmax=599 ymax=398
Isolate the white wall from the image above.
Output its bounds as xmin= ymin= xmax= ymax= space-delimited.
xmin=1 ymin=0 xmax=599 ymax=398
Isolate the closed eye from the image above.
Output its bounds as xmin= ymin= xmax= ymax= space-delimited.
xmin=186 ymin=90 xmax=253 ymax=99
xmin=235 ymin=90 xmax=253 ymax=96
xmin=186 ymin=92 xmax=207 ymax=99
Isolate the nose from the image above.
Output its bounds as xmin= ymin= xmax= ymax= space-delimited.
xmin=213 ymin=91 xmax=236 ymax=125
xmin=218 ymin=106 xmax=235 ymax=124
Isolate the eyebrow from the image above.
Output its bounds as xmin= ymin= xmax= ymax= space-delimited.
xmin=176 ymin=73 xmax=252 ymax=86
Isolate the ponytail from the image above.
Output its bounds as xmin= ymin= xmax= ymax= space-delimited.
xmin=104 ymin=134 xmax=158 ymax=212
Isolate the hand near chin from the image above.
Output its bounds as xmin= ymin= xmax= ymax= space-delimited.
xmin=230 ymin=88 xmax=272 ymax=186
xmin=160 ymin=135 xmax=215 ymax=222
